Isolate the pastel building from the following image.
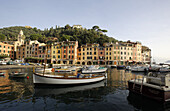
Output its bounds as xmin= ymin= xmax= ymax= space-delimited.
xmin=77 ymin=43 xmax=99 ymax=65
xmin=103 ymin=42 xmax=120 ymax=65
xmin=51 ymin=40 xmax=78 ymax=64
xmin=0 ymin=42 xmax=14 ymax=59
xmin=3 ymin=30 xmax=25 ymax=59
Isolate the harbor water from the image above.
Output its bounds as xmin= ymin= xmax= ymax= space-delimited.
xmin=0 ymin=68 xmax=170 ymax=111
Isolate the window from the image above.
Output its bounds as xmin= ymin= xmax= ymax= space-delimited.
xmin=53 ymin=55 xmax=56 ymax=58
xmin=83 ymin=57 xmax=85 ymax=60
xmin=100 ymin=52 xmax=102 ymax=54
xmin=58 ymin=55 xmax=60 ymax=58
xmin=4 ymin=46 xmax=5 ymax=48
xmin=110 ymin=48 xmax=111 ymax=51
xmin=94 ymin=52 xmax=96 ymax=55
xmin=53 ymin=51 xmax=55 ymax=54
xmin=64 ymin=50 xmax=66 ymax=53
xmin=87 ymin=52 xmax=89 ymax=55
xmin=110 ymin=52 xmax=111 ymax=55
xmin=114 ymin=57 xmax=116 ymax=60
xmin=72 ymin=50 xmax=74 ymax=53
xmin=64 ymin=55 xmax=66 ymax=58
xmin=58 ymin=50 xmax=60 ymax=53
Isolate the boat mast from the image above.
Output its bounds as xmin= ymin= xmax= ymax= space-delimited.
xmin=43 ymin=44 xmax=48 ymax=75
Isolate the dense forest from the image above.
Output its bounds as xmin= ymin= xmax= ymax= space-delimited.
xmin=0 ymin=25 xmax=118 ymax=46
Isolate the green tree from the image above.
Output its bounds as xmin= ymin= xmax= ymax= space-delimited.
xmin=30 ymin=34 xmax=42 ymax=40
xmin=0 ymin=33 xmax=6 ymax=41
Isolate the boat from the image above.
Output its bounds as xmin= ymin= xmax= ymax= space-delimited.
xmin=159 ymin=67 xmax=170 ymax=73
xmin=149 ymin=64 xmax=161 ymax=72
xmin=126 ymin=66 xmax=131 ymax=70
xmin=0 ymin=72 xmax=5 ymax=76
xmin=33 ymin=72 xmax=107 ymax=85
xmin=117 ymin=65 xmax=126 ymax=69
xmin=35 ymin=68 xmax=52 ymax=73
xmin=131 ymin=66 xmax=148 ymax=72
xmin=54 ymin=66 xmax=72 ymax=72
xmin=111 ymin=65 xmax=117 ymax=68
xmin=0 ymin=61 xmax=7 ymax=65
xmin=128 ymin=72 xmax=170 ymax=102
xmin=82 ymin=65 xmax=107 ymax=74
xmin=9 ymin=72 xmax=28 ymax=78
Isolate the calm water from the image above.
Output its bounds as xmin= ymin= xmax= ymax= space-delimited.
xmin=0 ymin=68 xmax=170 ymax=111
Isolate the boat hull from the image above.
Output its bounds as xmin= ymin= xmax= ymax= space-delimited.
xmin=33 ymin=73 xmax=105 ymax=85
xmin=9 ymin=73 xmax=28 ymax=78
xmin=128 ymin=81 xmax=170 ymax=102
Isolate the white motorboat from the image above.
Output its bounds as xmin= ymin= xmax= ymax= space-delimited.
xmin=126 ymin=66 xmax=131 ymax=70
xmin=33 ymin=73 xmax=107 ymax=85
xmin=159 ymin=67 xmax=170 ymax=73
xmin=9 ymin=72 xmax=28 ymax=78
xmin=82 ymin=66 xmax=107 ymax=74
xmin=35 ymin=68 xmax=52 ymax=73
xmin=0 ymin=61 xmax=7 ymax=65
xmin=0 ymin=72 xmax=5 ymax=76
xmin=54 ymin=66 xmax=72 ymax=72
xmin=131 ymin=66 xmax=148 ymax=72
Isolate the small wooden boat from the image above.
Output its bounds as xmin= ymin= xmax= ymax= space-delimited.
xmin=33 ymin=73 xmax=107 ymax=85
xmin=0 ymin=72 xmax=5 ymax=76
xmin=9 ymin=72 xmax=28 ymax=78
xmin=128 ymin=73 xmax=170 ymax=102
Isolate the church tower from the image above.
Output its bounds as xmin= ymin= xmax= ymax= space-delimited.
xmin=18 ymin=30 xmax=25 ymax=44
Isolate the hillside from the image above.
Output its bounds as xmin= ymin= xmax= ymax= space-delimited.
xmin=0 ymin=25 xmax=118 ymax=46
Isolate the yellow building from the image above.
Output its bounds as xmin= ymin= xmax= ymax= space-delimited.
xmin=77 ymin=43 xmax=99 ymax=65
xmin=51 ymin=40 xmax=78 ymax=65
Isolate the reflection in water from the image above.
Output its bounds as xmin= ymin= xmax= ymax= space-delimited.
xmin=0 ymin=67 xmax=167 ymax=111
xmin=127 ymin=92 xmax=170 ymax=111
xmin=34 ymin=80 xmax=107 ymax=104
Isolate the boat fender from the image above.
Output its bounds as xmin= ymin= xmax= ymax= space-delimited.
xmin=27 ymin=76 xmax=29 ymax=79
xmin=77 ymin=73 xmax=81 ymax=78
xmin=51 ymin=68 xmax=55 ymax=72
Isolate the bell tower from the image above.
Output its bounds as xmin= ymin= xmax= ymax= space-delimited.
xmin=18 ymin=30 xmax=25 ymax=44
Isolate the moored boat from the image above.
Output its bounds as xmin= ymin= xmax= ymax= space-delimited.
xmin=128 ymin=73 xmax=170 ymax=102
xmin=82 ymin=66 xmax=107 ymax=74
xmin=33 ymin=72 xmax=107 ymax=85
xmin=0 ymin=72 xmax=5 ymax=76
xmin=131 ymin=66 xmax=148 ymax=72
xmin=9 ymin=72 xmax=28 ymax=78
xmin=35 ymin=68 xmax=52 ymax=73
xmin=117 ymin=65 xmax=126 ymax=69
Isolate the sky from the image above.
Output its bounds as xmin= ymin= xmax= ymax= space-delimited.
xmin=0 ymin=0 xmax=170 ymax=63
